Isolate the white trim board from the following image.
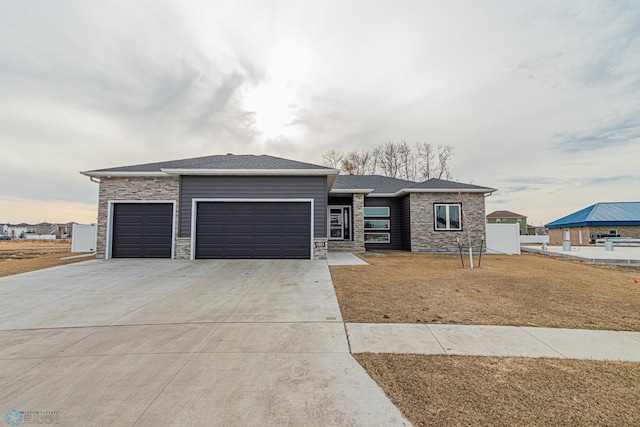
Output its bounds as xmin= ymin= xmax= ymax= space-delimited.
xmin=189 ymin=198 xmax=315 ymax=260
xmin=106 ymin=200 xmax=177 ymax=260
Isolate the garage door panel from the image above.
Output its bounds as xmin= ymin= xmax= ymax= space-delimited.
xmin=112 ymin=203 xmax=173 ymax=258
xmin=195 ymin=202 xmax=311 ymax=259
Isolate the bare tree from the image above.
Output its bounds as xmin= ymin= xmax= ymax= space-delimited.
xmin=415 ymin=142 xmax=435 ymax=180
xmin=341 ymin=150 xmax=373 ymax=175
xmin=321 ymin=141 xmax=455 ymax=180
xmin=375 ymin=142 xmax=401 ymax=178
xmin=322 ymin=149 xmax=344 ymax=169
xmin=435 ymin=145 xmax=454 ymax=179
xmin=397 ymin=141 xmax=415 ymax=180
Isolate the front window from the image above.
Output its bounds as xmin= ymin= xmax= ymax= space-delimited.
xmin=364 ymin=233 xmax=390 ymax=243
xmin=434 ymin=204 xmax=462 ymax=231
xmin=364 ymin=207 xmax=390 ymax=217
xmin=364 ymin=219 xmax=390 ymax=230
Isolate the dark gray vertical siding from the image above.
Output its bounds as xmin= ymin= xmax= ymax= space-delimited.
xmin=364 ymin=197 xmax=402 ymax=250
xmin=328 ymin=195 xmax=353 ymax=206
xmin=179 ymin=176 xmax=327 ymax=238
xmin=400 ymin=195 xmax=411 ymax=251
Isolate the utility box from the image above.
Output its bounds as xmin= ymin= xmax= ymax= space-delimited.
xmin=71 ymin=223 xmax=97 ymax=253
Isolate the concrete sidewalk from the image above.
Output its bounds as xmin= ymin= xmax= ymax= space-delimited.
xmin=346 ymin=323 xmax=640 ymax=362
xmin=327 ymin=252 xmax=368 ymax=266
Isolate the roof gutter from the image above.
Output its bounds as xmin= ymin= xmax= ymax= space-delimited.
xmin=80 ymin=171 xmax=168 ymax=178
xmin=393 ymin=187 xmax=497 ymax=197
xmin=329 ymin=188 xmax=374 ymax=195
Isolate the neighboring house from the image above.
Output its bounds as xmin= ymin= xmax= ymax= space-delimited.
xmin=81 ymin=154 xmax=496 ymax=260
xmin=486 ymin=210 xmax=529 ymax=235
xmin=4 ymin=223 xmax=35 ymax=239
xmin=527 ymin=225 xmax=548 ymax=236
xmin=545 ymin=202 xmax=640 ymax=246
xmin=52 ymin=222 xmax=76 ymax=238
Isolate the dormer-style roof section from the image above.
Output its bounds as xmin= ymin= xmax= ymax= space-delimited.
xmin=332 ymin=175 xmax=416 ymax=195
xmin=487 ymin=210 xmax=527 ymax=219
xmin=406 ymin=178 xmax=496 ymax=194
xmin=545 ymin=202 xmax=640 ymax=228
xmin=81 ymin=154 xmax=339 ymax=181
xmin=332 ymin=175 xmax=496 ymax=196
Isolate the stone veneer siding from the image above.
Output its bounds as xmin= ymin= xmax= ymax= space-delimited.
xmin=96 ymin=177 xmax=180 ymax=259
xmin=352 ymin=193 xmax=365 ymax=251
xmin=313 ymin=238 xmax=328 ymax=260
xmin=409 ymin=192 xmax=486 ymax=253
xmin=175 ymin=237 xmax=191 ymax=259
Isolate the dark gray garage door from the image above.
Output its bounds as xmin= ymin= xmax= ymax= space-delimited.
xmin=112 ymin=203 xmax=173 ymax=258
xmin=195 ymin=202 xmax=311 ymax=259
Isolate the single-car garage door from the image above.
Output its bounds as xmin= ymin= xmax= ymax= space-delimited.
xmin=111 ymin=203 xmax=173 ymax=258
xmin=195 ymin=201 xmax=311 ymax=259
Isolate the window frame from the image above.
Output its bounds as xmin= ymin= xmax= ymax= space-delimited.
xmin=434 ymin=203 xmax=462 ymax=231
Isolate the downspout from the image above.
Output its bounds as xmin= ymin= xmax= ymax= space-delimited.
xmin=89 ymin=176 xmax=100 ymax=184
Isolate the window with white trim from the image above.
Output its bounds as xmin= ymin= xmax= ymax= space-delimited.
xmin=434 ymin=203 xmax=462 ymax=231
xmin=364 ymin=206 xmax=390 ymax=243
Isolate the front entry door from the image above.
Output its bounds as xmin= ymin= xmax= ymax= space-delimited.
xmin=328 ymin=207 xmax=351 ymax=240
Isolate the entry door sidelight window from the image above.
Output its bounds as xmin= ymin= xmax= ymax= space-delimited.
xmin=329 ymin=206 xmax=351 ymax=240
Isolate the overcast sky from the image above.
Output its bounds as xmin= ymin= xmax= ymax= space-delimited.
xmin=2 ymin=0 xmax=639 ymax=226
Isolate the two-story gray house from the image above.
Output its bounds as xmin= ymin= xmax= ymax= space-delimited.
xmin=82 ymin=154 xmax=496 ymax=260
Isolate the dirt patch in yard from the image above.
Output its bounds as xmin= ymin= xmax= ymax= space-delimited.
xmin=330 ymin=252 xmax=640 ymax=331
xmin=355 ymin=353 xmax=640 ymax=427
xmin=0 ymin=240 xmax=92 ymax=277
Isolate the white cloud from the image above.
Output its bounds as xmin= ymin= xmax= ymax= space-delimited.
xmin=1 ymin=0 xmax=639 ymax=224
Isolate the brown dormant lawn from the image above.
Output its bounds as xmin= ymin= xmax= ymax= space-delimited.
xmin=356 ymin=353 xmax=640 ymax=427
xmin=330 ymin=251 xmax=640 ymax=331
xmin=0 ymin=240 xmax=92 ymax=277
xmin=332 ymin=252 xmax=640 ymax=426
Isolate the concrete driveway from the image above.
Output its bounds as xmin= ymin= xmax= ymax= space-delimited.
xmin=0 ymin=260 xmax=409 ymax=426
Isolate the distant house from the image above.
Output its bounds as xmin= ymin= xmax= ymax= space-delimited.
xmin=4 ymin=223 xmax=35 ymax=239
xmin=545 ymin=202 xmax=640 ymax=245
xmin=486 ymin=210 xmax=529 ymax=235
xmin=526 ymin=224 xmax=548 ymax=236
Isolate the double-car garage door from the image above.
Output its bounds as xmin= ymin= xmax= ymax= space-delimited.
xmin=110 ymin=201 xmax=311 ymax=259
xmin=195 ymin=201 xmax=311 ymax=259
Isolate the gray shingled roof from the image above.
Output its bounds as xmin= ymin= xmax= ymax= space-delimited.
xmin=333 ymin=175 xmax=417 ymax=193
xmin=85 ymin=154 xmax=333 ymax=173
xmin=333 ymin=175 xmax=495 ymax=194
xmin=410 ymin=178 xmax=496 ymax=192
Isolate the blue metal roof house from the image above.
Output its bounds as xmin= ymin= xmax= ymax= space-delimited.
xmin=545 ymin=202 xmax=640 ymax=245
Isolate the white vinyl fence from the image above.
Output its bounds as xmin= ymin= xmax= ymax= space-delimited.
xmin=485 ymin=223 xmax=520 ymax=255
xmin=519 ymin=235 xmax=549 ymax=245
xmin=71 ymin=223 xmax=97 ymax=253
xmin=24 ymin=234 xmax=56 ymax=240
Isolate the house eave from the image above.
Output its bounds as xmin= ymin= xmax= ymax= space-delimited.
xmin=160 ymin=168 xmax=339 ymax=176
xmin=394 ymin=188 xmax=497 ymax=196
xmin=329 ymin=188 xmax=374 ymax=195
xmin=80 ymin=171 xmax=169 ymax=178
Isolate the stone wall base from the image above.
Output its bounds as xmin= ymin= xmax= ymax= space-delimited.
xmin=175 ymin=238 xmax=191 ymax=259
xmin=328 ymin=240 xmax=366 ymax=252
